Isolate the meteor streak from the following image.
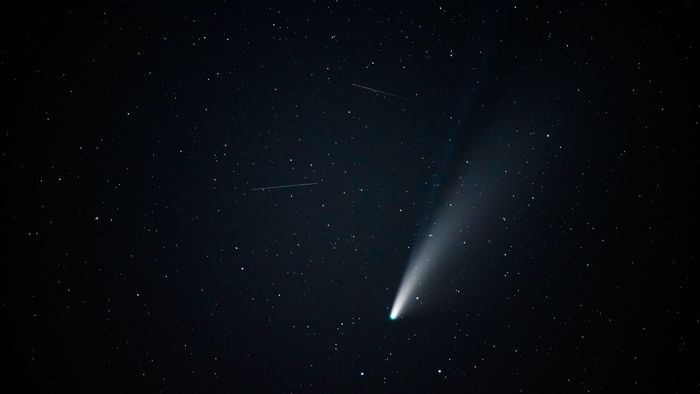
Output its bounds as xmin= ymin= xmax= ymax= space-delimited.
xmin=250 ymin=182 xmax=318 ymax=191
xmin=351 ymin=83 xmax=412 ymax=101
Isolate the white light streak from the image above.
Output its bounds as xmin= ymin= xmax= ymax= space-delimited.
xmin=250 ymin=182 xmax=318 ymax=191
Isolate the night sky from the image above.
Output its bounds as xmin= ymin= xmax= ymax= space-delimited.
xmin=5 ymin=1 xmax=698 ymax=392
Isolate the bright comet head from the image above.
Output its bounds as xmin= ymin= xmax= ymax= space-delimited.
xmin=390 ymin=255 xmax=430 ymax=321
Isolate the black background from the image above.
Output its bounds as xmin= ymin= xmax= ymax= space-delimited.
xmin=3 ymin=1 xmax=698 ymax=392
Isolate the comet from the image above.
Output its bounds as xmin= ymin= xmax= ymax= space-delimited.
xmin=389 ymin=163 xmax=491 ymax=320
xmin=388 ymin=127 xmax=536 ymax=320
xmin=389 ymin=261 xmax=424 ymax=320
xmin=389 ymin=179 xmax=474 ymax=319
xmin=389 ymin=235 xmax=445 ymax=320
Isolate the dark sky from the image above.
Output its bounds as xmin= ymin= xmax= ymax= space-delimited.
xmin=4 ymin=1 xmax=698 ymax=392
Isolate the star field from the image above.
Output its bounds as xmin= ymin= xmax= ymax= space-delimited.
xmin=4 ymin=1 xmax=698 ymax=392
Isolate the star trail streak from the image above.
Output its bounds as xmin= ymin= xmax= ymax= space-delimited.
xmin=250 ymin=182 xmax=318 ymax=191
xmin=351 ymin=83 xmax=412 ymax=101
